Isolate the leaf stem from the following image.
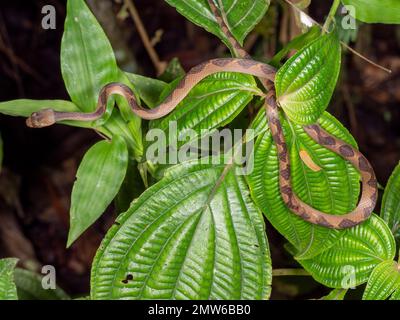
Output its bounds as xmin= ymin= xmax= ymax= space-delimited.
xmin=322 ymin=0 xmax=341 ymax=33
xmin=272 ymin=268 xmax=310 ymax=276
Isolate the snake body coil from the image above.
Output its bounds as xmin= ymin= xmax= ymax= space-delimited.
xmin=26 ymin=0 xmax=377 ymax=229
xmin=207 ymin=0 xmax=377 ymax=228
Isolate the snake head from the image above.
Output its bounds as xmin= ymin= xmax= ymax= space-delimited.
xmin=26 ymin=109 xmax=56 ymax=128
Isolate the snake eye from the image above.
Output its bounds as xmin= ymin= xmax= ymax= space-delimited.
xmin=27 ymin=112 xmax=44 ymax=128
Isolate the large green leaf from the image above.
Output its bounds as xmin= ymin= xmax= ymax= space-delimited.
xmin=61 ymin=0 xmax=119 ymax=112
xmin=248 ymin=105 xmax=269 ymax=141
xmin=248 ymin=111 xmax=359 ymax=259
xmin=363 ymin=260 xmax=400 ymax=300
xmin=0 ymin=258 xmax=18 ymax=300
xmin=91 ymin=158 xmax=271 ymax=300
xmin=299 ymin=215 xmax=396 ymax=288
xmin=165 ymin=0 xmax=270 ymax=50
xmin=381 ymin=162 xmax=400 ymax=241
xmin=67 ymin=135 xmax=128 ymax=247
xmin=0 ymin=99 xmax=92 ymax=128
xmin=342 ymin=0 xmax=400 ymax=24
xmin=147 ymin=72 xmax=261 ymax=162
xmin=14 ymin=268 xmax=69 ymax=300
xmin=275 ymin=32 xmax=341 ymax=124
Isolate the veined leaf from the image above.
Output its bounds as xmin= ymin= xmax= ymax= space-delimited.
xmin=67 ymin=135 xmax=128 ymax=247
xmin=0 ymin=258 xmax=18 ymax=300
xmin=342 ymin=0 xmax=400 ymax=24
xmin=61 ymin=0 xmax=119 ymax=112
xmin=14 ymin=268 xmax=69 ymax=300
xmin=381 ymin=162 xmax=400 ymax=241
xmin=91 ymin=158 xmax=271 ymax=300
xmin=363 ymin=260 xmax=400 ymax=300
xmin=147 ymin=72 xmax=261 ymax=161
xmin=299 ymin=215 xmax=396 ymax=288
xmin=248 ymin=110 xmax=359 ymax=259
xmin=248 ymin=105 xmax=269 ymax=141
xmin=165 ymin=0 xmax=270 ymax=50
xmin=0 ymin=99 xmax=94 ymax=128
xmin=390 ymin=286 xmax=400 ymax=300
xmin=275 ymin=32 xmax=341 ymax=124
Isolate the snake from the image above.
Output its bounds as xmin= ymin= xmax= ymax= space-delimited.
xmin=26 ymin=0 xmax=377 ymax=229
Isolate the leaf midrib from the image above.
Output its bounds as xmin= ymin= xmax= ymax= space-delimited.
xmin=106 ymin=181 xmax=215 ymax=299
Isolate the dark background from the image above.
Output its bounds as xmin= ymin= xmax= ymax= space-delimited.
xmin=0 ymin=0 xmax=399 ymax=299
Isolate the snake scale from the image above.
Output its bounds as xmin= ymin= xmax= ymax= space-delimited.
xmin=26 ymin=0 xmax=377 ymax=229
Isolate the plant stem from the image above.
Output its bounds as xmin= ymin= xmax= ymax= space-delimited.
xmin=344 ymin=45 xmax=391 ymax=73
xmin=272 ymin=268 xmax=310 ymax=276
xmin=322 ymin=0 xmax=341 ymax=33
xmin=123 ymin=0 xmax=166 ymax=75
xmin=283 ymin=0 xmax=391 ymax=73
